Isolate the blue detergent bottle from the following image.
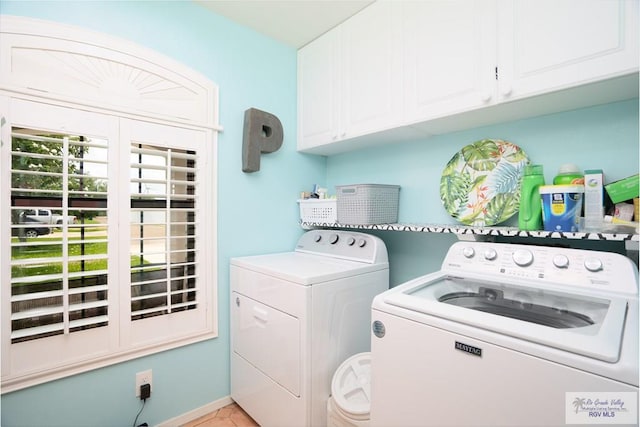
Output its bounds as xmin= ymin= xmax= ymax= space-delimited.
xmin=518 ymin=164 xmax=545 ymax=230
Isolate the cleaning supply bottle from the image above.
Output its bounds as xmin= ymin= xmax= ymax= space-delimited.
xmin=518 ymin=164 xmax=545 ymax=230
xmin=553 ymin=164 xmax=584 ymax=185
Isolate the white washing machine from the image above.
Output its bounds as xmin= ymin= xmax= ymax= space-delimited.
xmin=370 ymin=241 xmax=638 ymax=427
xmin=230 ymin=230 xmax=389 ymax=427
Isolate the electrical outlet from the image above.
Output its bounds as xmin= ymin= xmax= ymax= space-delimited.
xmin=135 ymin=369 xmax=153 ymax=397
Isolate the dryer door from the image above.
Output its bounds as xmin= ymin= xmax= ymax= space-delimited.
xmin=232 ymin=292 xmax=301 ymax=396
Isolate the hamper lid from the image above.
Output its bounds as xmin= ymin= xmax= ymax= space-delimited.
xmin=331 ymin=352 xmax=372 ymax=416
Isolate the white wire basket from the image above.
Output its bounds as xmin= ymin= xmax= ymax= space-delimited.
xmin=298 ymin=199 xmax=337 ymax=223
xmin=336 ymin=184 xmax=400 ymax=224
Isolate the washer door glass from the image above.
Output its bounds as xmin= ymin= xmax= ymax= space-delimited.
xmin=438 ymin=282 xmax=598 ymax=329
xmin=382 ymin=273 xmax=628 ymax=362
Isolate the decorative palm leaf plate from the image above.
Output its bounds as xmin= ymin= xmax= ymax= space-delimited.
xmin=440 ymin=139 xmax=529 ymax=226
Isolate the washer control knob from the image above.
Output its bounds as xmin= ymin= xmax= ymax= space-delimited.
xmin=358 ymin=239 xmax=367 ymax=248
xmin=329 ymin=234 xmax=339 ymax=244
xmin=462 ymin=247 xmax=475 ymax=258
xmin=314 ymin=234 xmax=322 ymax=243
xmin=512 ymin=249 xmax=534 ymax=267
xmin=347 ymin=237 xmax=356 ymax=246
xmin=584 ymin=257 xmax=603 ymax=272
xmin=484 ymin=248 xmax=497 ymax=261
xmin=552 ymin=254 xmax=570 ymax=269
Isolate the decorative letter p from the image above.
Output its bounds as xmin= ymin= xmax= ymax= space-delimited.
xmin=242 ymin=108 xmax=284 ymax=173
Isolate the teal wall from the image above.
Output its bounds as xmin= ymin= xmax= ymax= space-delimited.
xmin=0 ymin=1 xmax=325 ymax=426
xmin=328 ymin=99 xmax=640 ymax=284
xmin=328 ymin=100 xmax=639 ymax=225
xmin=1 ymin=1 xmax=639 ymax=426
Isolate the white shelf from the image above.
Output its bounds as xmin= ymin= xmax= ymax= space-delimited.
xmin=301 ymin=222 xmax=640 ymax=245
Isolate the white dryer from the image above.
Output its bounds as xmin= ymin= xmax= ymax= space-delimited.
xmin=371 ymin=241 xmax=638 ymax=427
xmin=231 ymin=230 xmax=389 ymax=427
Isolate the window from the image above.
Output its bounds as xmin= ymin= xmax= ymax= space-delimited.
xmin=1 ymin=101 xmax=216 ymax=392
xmin=1 ymin=17 xmax=220 ymax=392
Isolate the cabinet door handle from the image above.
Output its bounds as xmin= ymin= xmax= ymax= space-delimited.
xmin=501 ymin=86 xmax=513 ymax=97
xmin=481 ymin=92 xmax=492 ymax=102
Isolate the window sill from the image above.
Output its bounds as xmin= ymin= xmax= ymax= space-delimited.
xmin=1 ymin=329 xmax=218 ymax=394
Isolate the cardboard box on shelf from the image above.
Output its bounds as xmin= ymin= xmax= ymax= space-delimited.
xmin=605 ymin=174 xmax=639 ymax=204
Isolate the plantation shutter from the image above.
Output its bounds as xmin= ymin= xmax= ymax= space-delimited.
xmin=2 ymin=100 xmax=119 ymax=386
xmin=121 ymin=119 xmax=210 ymax=346
xmin=10 ymin=129 xmax=110 ymax=343
xmin=129 ymin=144 xmax=198 ymax=319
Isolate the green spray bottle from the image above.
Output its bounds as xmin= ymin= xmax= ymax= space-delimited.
xmin=518 ymin=164 xmax=545 ymax=230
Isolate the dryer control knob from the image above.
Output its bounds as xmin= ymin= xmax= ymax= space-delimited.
xmin=358 ymin=239 xmax=367 ymax=248
xmin=462 ymin=247 xmax=475 ymax=258
xmin=512 ymin=249 xmax=533 ymax=267
xmin=552 ymin=254 xmax=570 ymax=269
xmin=329 ymin=234 xmax=339 ymax=244
xmin=484 ymin=248 xmax=497 ymax=261
xmin=584 ymin=257 xmax=603 ymax=272
xmin=347 ymin=237 xmax=356 ymax=246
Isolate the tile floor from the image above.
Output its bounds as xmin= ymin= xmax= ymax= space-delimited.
xmin=181 ymin=402 xmax=258 ymax=427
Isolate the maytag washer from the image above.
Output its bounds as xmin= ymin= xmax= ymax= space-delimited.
xmin=371 ymin=241 xmax=638 ymax=427
xmin=231 ymin=230 xmax=389 ymax=427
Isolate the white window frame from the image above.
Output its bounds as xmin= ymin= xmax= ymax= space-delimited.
xmin=0 ymin=16 xmax=220 ymax=393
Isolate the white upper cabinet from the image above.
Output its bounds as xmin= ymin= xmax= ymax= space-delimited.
xmin=297 ymin=0 xmax=639 ymax=155
xmin=297 ymin=1 xmax=402 ymax=152
xmin=297 ymin=27 xmax=340 ymax=150
xmin=341 ymin=1 xmax=403 ymax=140
xmin=403 ymin=0 xmax=497 ymax=124
xmin=497 ymin=0 xmax=639 ymax=102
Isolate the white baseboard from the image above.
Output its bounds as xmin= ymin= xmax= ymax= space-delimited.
xmin=156 ymin=395 xmax=235 ymax=427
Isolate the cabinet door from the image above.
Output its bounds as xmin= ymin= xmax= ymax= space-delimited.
xmin=341 ymin=0 xmax=403 ymax=139
xmin=297 ymin=27 xmax=340 ymax=150
xmin=497 ymin=0 xmax=639 ymax=102
xmin=403 ymin=0 xmax=497 ymax=124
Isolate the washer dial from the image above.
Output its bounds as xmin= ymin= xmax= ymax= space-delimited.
xmin=584 ymin=257 xmax=603 ymax=272
xmin=552 ymin=254 xmax=570 ymax=269
xmin=512 ymin=249 xmax=534 ymax=267
xmin=484 ymin=248 xmax=497 ymax=261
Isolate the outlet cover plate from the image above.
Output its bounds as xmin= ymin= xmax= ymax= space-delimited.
xmin=135 ymin=369 xmax=152 ymax=397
